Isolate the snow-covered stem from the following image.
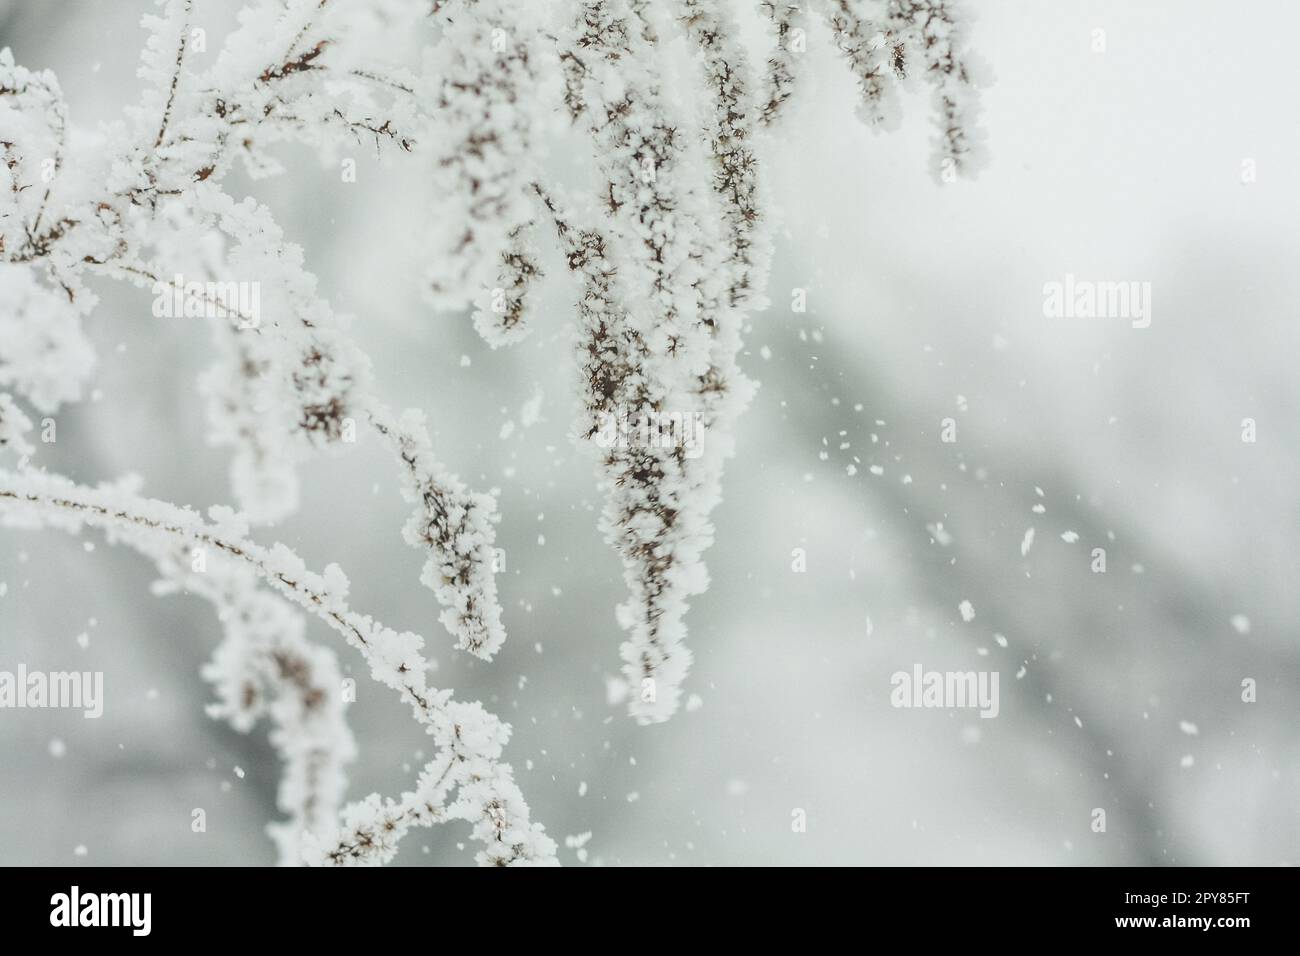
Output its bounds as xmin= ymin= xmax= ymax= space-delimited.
xmin=823 ymin=0 xmax=906 ymax=131
xmin=820 ymin=0 xmax=987 ymax=178
xmin=0 ymin=468 xmax=555 ymax=866
xmin=170 ymin=543 xmax=357 ymax=866
xmin=366 ymin=403 xmax=507 ymax=660
xmin=4 ymin=0 xmax=418 ymax=495
xmin=423 ymin=0 xmax=553 ymax=311
xmin=3 ymin=1 xmax=511 ymax=638
xmin=540 ymin=1 xmax=758 ymax=722
xmin=888 ymin=0 xmax=988 ymax=178
xmin=471 ymin=221 xmax=543 ymax=347
xmin=679 ymin=0 xmax=770 ymax=310
xmin=758 ymin=1 xmax=808 ymax=126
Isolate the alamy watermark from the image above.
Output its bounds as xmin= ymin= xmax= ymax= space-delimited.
xmin=151 ymin=274 xmax=260 ymax=329
xmin=1042 ymin=273 xmax=1151 ymax=328
xmin=0 ymin=665 xmax=103 ymax=718
xmin=593 ymin=406 xmax=705 ymax=459
xmin=890 ymin=664 xmax=999 ymax=718
xmin=50 ymin=886 xmax=151 ymax=936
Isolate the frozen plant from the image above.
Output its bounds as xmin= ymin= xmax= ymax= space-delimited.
xmin=0 ymin=467 xmax=555 ymax=866
xmin=424 ymin=0 xmax=986 ymax=721
xmin=1 ymin=0 xmax=538 ymax=865
xmin=0 ymin=0 xmax=985 ymax=861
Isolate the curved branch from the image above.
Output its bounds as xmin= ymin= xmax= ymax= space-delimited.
xmin=0 ymin=467 xmax=555 ymax=866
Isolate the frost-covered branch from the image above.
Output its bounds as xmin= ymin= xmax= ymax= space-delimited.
xmin=367 ymin=404 xmax=507 ymax=660
xmin=535 ymin=1 xmax=758 ymax=722
xmin=0 ymin=468 xmax=555 ymax=866
xmin=3 ymin=0 xmax=416 ymax=493
xmin=823 ymin=0 xmax=907 ymax=130
xmin=680 ymin=0 xmax=770 ymax=310
xmin=820 ymin=0 xmax=987 ymax=178
xmin=890 ymin=0 xmax=988 ymax=178
xmin=481 ymin=0 xmax=984 ymax=721
xmin=177 ymin=544 xmax=356 ymax=866
xmin=423 ymin=0 xmax=553 ymax=311
xmin=759 ymin=1 xmax=808 ymax=126
xmin=2 ymin=0 xmax=510 ymax=642
xmin=471 ymin=221 xmax=543 ymax=347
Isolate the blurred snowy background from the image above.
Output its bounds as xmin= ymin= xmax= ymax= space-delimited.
xmin=2 ymin=0 xmax=1297 ymax=865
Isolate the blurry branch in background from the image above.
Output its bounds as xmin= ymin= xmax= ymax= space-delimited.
xmin=767 ymin=308 xmax=1300 ymax=863
xmin=773 ymin=343 xmax=1171 ymax=859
